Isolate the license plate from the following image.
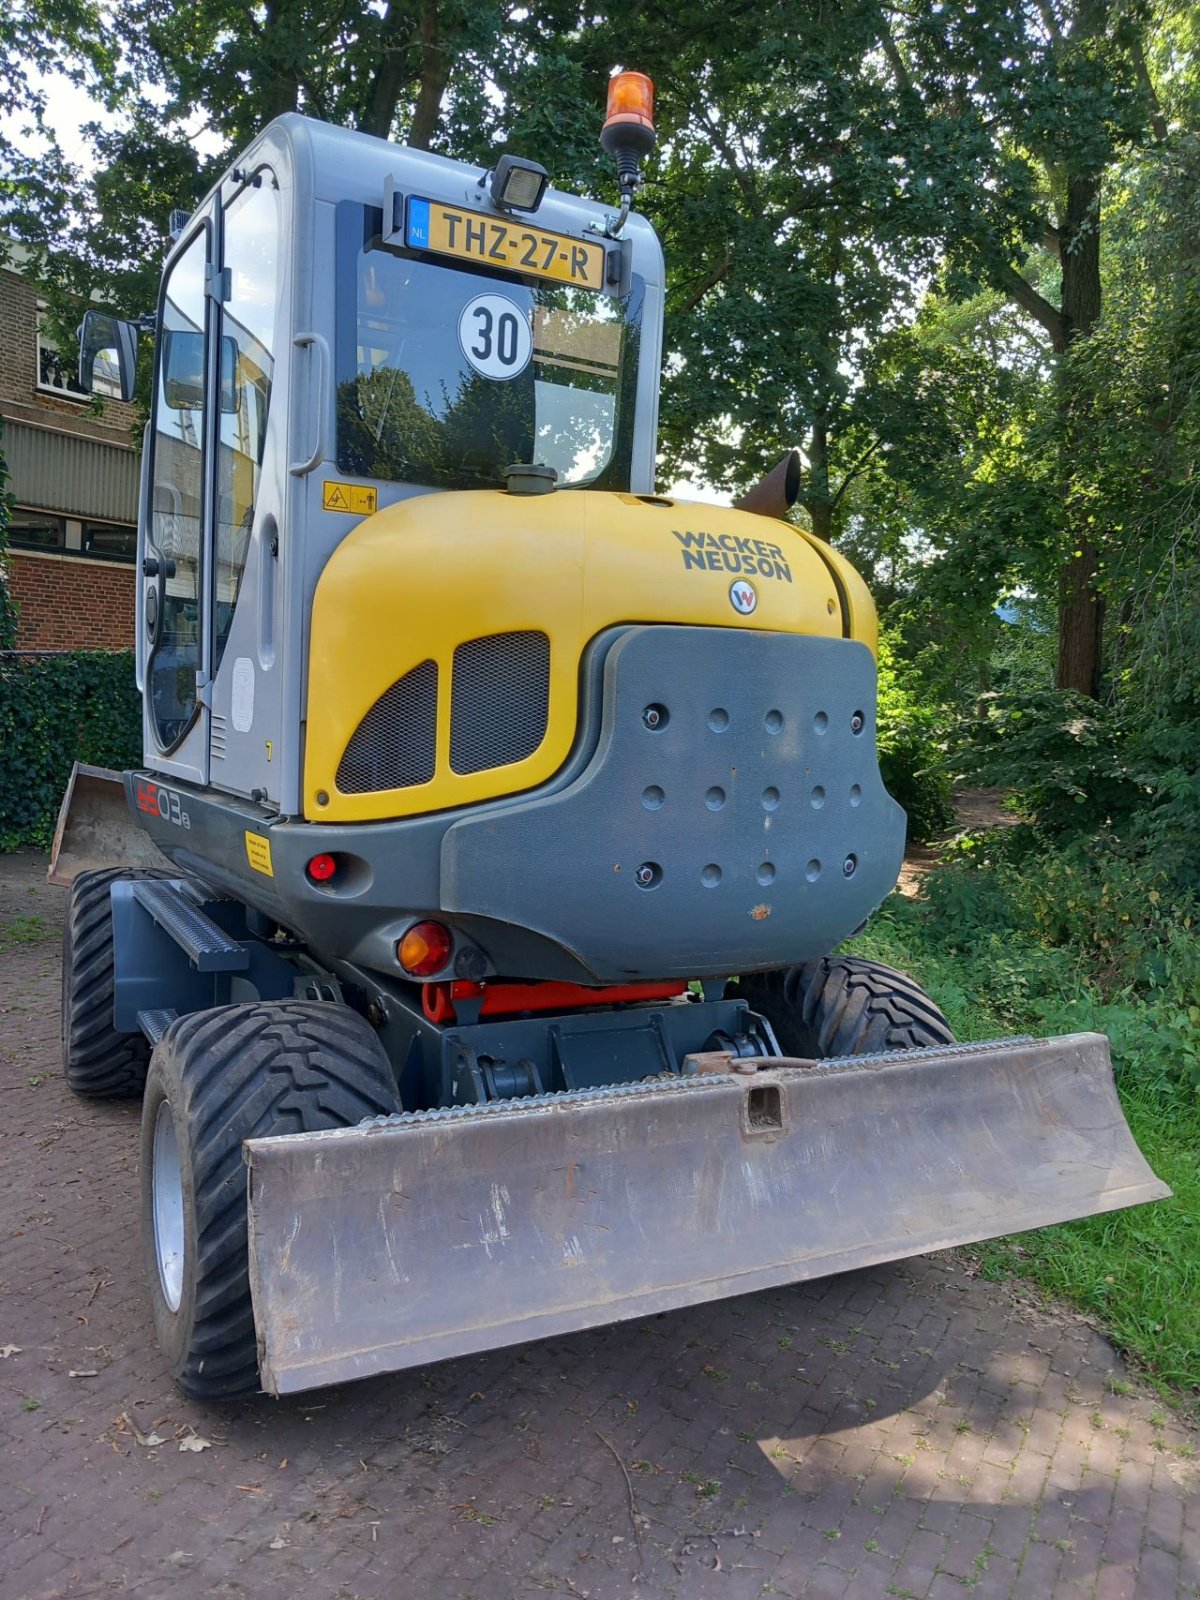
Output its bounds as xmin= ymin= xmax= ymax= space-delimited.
xmin=405 ymin=197 xmax=606 ymax=290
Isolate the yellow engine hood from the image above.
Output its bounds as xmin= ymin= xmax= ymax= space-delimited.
xmin=304 ymin=489 xmax=875 ymax=822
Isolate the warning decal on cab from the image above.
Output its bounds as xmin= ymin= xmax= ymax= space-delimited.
xmin=322 ymin=481 xmax=378 ymax=515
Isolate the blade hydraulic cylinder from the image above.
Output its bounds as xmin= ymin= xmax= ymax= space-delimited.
xmin=244 ymin=1032 xmax=1168 ymax=1395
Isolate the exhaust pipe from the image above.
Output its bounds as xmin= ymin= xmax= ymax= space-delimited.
xmin=734 ymin=448 xmax=802 ymax=520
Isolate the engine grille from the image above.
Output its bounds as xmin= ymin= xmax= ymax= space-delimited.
xmin=450 ymin=631 xmax=550 ymax=775
xmin=336 ymin=659 xmax=438 ymax=793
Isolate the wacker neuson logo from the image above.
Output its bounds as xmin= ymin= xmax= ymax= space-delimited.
xmin=672 ymin=528 xmax=792 ymax=583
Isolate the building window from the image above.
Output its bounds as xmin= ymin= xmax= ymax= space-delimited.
xmin=36 ymin=306 xmax=89 ymax=402
xmin=7 ymin=509 xmax=66 ymax=551
xmin=7 ymin=507 xmax=136 ymax=562
xmin=82 ymin=520 xmax=136 ymax=562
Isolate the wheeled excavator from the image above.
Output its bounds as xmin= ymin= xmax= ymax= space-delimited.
xmin=55 ymin=73 xmax=1166 ymax=1398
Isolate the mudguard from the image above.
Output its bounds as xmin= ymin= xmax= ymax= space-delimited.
xmin=244 ymin=1032 xmax=1167 ymax=1395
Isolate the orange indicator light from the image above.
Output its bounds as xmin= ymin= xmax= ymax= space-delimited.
xmin=397 ymin=920 xmax=454 ymax=977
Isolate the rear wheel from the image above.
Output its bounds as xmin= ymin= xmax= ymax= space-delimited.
xmin=61 ymin=868 xmax=173 ymax=1098
xmin=141 ymin=1001 xmax=400 ymax=1400
xmin=732 ymin=955 xmax=954 ymax=1057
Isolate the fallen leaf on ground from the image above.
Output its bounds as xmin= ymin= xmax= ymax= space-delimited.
xmin=120 ymin=1411 xmax=166 ymax=1447
xmin=0 ymin=1345 xmax=21 ymax=1358
xmin=179 ymin=1434 xmax=212 ymax=1452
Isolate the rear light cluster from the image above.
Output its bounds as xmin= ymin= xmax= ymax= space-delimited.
xmin=397 ymin=920 xmax=453 ymax=977
xmin=305 ymin=854 xmax=452 ymax=976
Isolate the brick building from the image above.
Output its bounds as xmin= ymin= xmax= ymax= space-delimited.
xmin=0 ymin=256 xmax=140 ymax=649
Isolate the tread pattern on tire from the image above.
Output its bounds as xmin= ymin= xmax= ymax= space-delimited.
xmin=734 ymin=955 xmax=955 ymax=1058
xmin=62 ymin=868 xmax=174 ymax=1098
xmin=149 ymin=1001 xmax=400 ymax=1400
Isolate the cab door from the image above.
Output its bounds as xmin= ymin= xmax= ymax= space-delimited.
xmin=142 ymin=208 xmax=217 ymax=784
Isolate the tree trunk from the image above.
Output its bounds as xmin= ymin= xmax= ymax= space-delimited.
xmin=804 ymin=417 xmax=834 ymax=542
xmin=408 ymin=0 xmax=453 ymax=150
xmin=260 ymin=0 xmax=304 ymax=123
xmin=1054 ymin=169 xmax=1105 ymax=696
xmin=360 ymin=0 xmax=419 ymax=139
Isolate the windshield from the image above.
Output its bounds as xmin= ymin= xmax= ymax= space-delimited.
xmin=335 ymin=203 xmax=642 ymax=490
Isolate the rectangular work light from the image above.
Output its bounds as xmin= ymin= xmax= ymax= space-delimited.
xmin=490 ymin=153 xmax=550 ymax=213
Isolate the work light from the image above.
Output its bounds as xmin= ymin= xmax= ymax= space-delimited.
xmin=490 ymin=154 xmax=550 ymax=213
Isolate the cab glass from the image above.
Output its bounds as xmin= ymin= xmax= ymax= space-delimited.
xmin=334 ymin=202 xmax=641 ymax=491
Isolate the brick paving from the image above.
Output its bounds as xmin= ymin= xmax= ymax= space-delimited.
xmin=1 ymin=847 xmax=1197 ymax=1600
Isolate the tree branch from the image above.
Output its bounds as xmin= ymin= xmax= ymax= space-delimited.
xmin=992 ymin=260 xmax=1066 ymax=351
xmin=701 ymin=109 xmax=758 ymax=208
xmin=876 ymin=10 xmax=915 ymax=100
xmin=674 ymin=250 xmax=733 ymax=316
xmin=1130 ymin=33 xmax=1168 ymax=143
xmin=1035 ymin=0 xmax=1063 ymax=44
xmin=831 ymin=440 xmax=882 ymax=509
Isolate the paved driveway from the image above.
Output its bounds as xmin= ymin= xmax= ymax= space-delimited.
xmin=1 ymin=850 xmax=1196 ymax=1600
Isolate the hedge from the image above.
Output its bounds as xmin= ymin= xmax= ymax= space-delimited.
xmin=0 ymin=651 xmax=142 ymax=850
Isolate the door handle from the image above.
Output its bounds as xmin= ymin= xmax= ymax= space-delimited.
xmin=290 ymin=331 xmax=329 ymax=476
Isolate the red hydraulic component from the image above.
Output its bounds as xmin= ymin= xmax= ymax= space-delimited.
xmin=422 ymin=977 xmax=686 ymax=1025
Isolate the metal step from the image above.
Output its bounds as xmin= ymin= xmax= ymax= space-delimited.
xmin=130 ymin=879 xmax=249 ymax=973
xmin=136 ymin=1007 xmax=178 ymax=1045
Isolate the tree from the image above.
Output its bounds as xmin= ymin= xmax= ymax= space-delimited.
xmin=6 ymin=0 xmax=1193 ymax=713
xmin=877 ymin=1 xmax=1172 ymax=695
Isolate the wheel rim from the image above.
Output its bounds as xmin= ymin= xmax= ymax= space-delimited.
xmin=152 ymin=1099 xmax=185 ymax=1312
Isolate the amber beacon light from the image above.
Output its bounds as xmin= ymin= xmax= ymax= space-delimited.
xmin=602 ymin=72 xmax=656 ymax=149
xmin=599 ymin=71 xmax=656 ymax=236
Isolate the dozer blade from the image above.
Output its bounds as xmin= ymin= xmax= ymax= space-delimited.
xmin=47 ymin=763 xmax=172 ymax=885
xmin=244 ymin=1032 xmax=1167 ymax=1395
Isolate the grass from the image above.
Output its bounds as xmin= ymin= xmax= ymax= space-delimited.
xmin=852 ymin=885 xmax=1200 ymax=1412
xmin=0 ymin=913 xmax=52 ymax=950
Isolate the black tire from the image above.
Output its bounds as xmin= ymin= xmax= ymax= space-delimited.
xmin=61 ymin=868 xmax=175 ymax=1098
xmin=733 ymin=955 xmax=955 ymax=1058
xmin=140 ymin=1000 xmax=400 ymax=1401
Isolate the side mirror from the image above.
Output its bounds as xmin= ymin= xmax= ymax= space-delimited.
xmin=77 ymin=310 xmax=140 ymax=403
xmin=162 ymin=330 xmax=240 ymax=414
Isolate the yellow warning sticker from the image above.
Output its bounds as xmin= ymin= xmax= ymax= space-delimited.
xmin=323 ymin=480 xmax=378 ymax=515
xmin=244 ymin=831 xmax=274 ymax=877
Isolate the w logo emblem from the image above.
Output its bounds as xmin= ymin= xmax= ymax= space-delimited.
xmin=729 ymin=581 xmax=757 ymax=615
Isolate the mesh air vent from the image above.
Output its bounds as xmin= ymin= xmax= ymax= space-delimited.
xmin=450 ymin=631 xmax=550 ymax=775
xmin=336 ymin=659 xmax=438 ymax=793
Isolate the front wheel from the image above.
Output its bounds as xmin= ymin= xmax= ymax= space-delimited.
xmin=141 ymin=1001 xmax=400 ymax=1400
xmin=731 ymin=955 xmax=955 ymax=1058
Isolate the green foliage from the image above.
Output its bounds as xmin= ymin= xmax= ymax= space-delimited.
xmin=0 ymin=652 xmax=141 ymax=850
xmin=852 ymin=848 xmax=1200 ymax=1403
xmin=960 ymin=685 xmax=1200 ymax=901
xmin=964 ymin=689 xmax=1143 ymax=835
xmin=875 ymin=632 xmax=955 ymax=842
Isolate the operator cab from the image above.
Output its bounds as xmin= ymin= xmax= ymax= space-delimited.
xmin=75 ymin=110 xmax=665 ymax=815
